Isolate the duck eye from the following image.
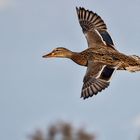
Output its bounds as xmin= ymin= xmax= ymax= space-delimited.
xmin=55 ymin=48 xmax=62 ymax=52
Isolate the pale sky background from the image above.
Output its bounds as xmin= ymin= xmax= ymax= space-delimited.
xmin=0 ymin=0 xmax=140 ymax=140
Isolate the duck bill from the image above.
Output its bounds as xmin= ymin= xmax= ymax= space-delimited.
xmin=42 ymin=52 xmax=54 ymax=58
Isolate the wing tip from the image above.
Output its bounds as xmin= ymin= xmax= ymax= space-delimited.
xmin=81 ymin=80 xmax=110 ymax=99
xmin=76 ymin=7 xmax=107 ymax=31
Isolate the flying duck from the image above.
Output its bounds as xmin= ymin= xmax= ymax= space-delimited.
xmin=43 ymin=7 xmax=140 ymax=99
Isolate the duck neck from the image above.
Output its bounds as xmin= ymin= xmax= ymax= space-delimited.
xmin=70 ymin=52 xmax=88 ymax=66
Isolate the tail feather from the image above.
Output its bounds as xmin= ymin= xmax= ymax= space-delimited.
xmin=130 ymin=55 xmax=140 ymax=61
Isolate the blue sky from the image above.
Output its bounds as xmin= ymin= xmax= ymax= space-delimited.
xmin=0 ymin=0 xmax=140 ymax=140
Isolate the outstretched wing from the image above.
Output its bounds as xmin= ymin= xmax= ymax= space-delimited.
xmin=76 ymin=7 xmax=109 ymax=48
xmin=81 ymin=62 xmax=117 ymax=99
xmin=76 ymin=7 xmax=116 ymax=48
xmin=76 ymin=7 xmax=117 ymax=99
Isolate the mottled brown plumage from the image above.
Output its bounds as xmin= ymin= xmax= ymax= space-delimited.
xmin=43 ymin=7 xmax=140 ymax=99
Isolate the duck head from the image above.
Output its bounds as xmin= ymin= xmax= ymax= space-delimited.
xmin=42 ymin=47 xmax=72 ymax=58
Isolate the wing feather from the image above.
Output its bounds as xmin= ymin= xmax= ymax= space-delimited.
xmin=81 ymin=62 xmax=117 ymax=99
xmin=76 ymin=7 xmax=107 ymax=32
xmin=76 ymin=7 xmax=115 ymax=48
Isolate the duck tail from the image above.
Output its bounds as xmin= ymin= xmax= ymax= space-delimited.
xmin=130 ymin=55 xmax=140 ymax=61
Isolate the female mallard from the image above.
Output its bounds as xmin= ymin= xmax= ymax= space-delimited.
xmin=43 ymin=7 xmax=140 ymax=99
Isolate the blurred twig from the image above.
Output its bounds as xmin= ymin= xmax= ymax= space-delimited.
xmin=29 ymin=121 xmax=96 ymax=140
xmin=29 ymin=130 xmax=45 ymax=140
